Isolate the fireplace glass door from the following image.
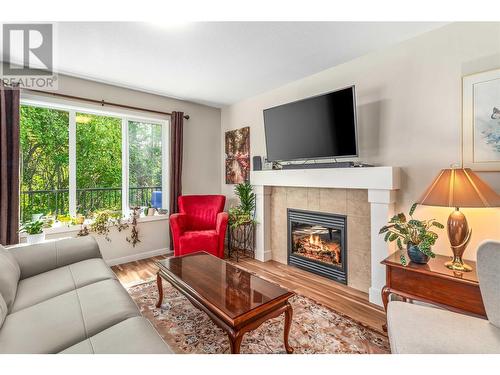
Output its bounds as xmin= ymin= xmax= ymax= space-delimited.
xmin=287 ymin=209 xmax=347 ymax=284
xmin=291 ymin=223 xmax=342 ymax=267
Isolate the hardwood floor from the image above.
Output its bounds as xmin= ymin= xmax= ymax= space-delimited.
xmin=112 ymin=254 xmax=387 ymax=334
xmin=112 ymin=255 xmax=167 ymax=285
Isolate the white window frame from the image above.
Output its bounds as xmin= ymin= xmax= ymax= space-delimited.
xmin=20 ymin=93 xmax=170 ymax=218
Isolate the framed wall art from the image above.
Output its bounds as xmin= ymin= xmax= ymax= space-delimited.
xmin=225 ymin=126 xmax=250 ymax=184
xmin=463 ymin=68 xmax=500 ymax=171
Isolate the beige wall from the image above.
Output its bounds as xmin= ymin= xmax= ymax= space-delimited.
xmin=221 ymin=22 xmax=500 ymax=261
xmin=45 ymin=74 xmax=222 ymax=196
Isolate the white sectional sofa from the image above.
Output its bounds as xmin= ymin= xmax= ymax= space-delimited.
xmin=0 ymin=236 xmax=171 ymax=354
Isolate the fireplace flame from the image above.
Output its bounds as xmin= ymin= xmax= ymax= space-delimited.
xmin=309 ymin=234 xmax=322 ymax=249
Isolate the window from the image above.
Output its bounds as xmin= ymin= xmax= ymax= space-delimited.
xmin=128 ymin=121 xmax=164 ymax=208
xmin=19 ymin=99 xmax=168 ymax=223
xmin=20 ymin=106 xmax=69 ymax=222
xmin=76 ymin=113 xmax=122 ymax=215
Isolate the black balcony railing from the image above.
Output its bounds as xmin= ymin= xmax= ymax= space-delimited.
xmin=20 ymin=186 xmax=161 ymax=222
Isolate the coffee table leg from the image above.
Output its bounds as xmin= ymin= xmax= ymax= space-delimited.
xmin=156 ymin=273 xmax=163 ymax=308
xmin=228 ymin=331 xmax=244 ymax=354
xmin=284 ymin=302 xmax=294 ymax=354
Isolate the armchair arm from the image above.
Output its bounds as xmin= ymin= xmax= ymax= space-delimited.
xmin=169 ymin=213 xmax=188 ymax=253
xmin=215 ymin=212 xmax=229 ymax=258
xmin=8 ymin=236 xmax=102 ymax=279
xmin=216 ymin=212 xmax=229 ymax=235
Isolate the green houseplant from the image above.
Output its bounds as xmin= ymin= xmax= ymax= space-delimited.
xmin=379 ymin=203 xmax=444 ymax=265
xmin=228 ymin=182 xmax=257 ymax=260
xmin=20 ymin=220 xmax=45 ymax=244
xmin=228 ymin=182 xmax=256 ymax=228
xmin=77 ymin=209 xmax=141 ymax=247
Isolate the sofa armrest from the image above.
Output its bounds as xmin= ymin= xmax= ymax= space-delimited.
xmin=8 ymin=236 xmax=102 ymax=279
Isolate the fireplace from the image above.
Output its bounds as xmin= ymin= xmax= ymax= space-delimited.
xmin=287 ymin=209 xmax=347 ymax=284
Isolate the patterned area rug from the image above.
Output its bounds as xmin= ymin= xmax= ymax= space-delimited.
xmin=128 ymin=280 xmax=390 ymax=354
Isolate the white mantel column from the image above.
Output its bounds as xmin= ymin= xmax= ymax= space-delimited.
xmin=368 ymin=189 xmax=397 ymax=306
xmin=253 ymin=185 xmax=272 ymax=262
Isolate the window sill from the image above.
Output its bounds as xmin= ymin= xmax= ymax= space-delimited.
xmin=23 ymin=214 xmax=169 ymax=237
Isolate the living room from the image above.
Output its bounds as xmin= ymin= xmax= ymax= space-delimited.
xmin=1 ymin=1 xmax=500 ymax=372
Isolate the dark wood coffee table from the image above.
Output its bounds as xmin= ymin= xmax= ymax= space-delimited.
xmin=155 ymin=252 xmax=295 ymax=354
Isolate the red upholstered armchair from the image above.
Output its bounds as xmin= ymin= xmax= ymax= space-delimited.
xmin=169 ymin=195 xmax=228 ymax=258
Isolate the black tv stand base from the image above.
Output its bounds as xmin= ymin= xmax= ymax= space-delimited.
xmin=277 ymin=161 xmax=373 ymax=170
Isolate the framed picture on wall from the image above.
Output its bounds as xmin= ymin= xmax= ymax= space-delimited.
xmin=225 ymin=126 xmax=250 ymax=184
xmin=463 ymin=68 xmax=500 ymax=171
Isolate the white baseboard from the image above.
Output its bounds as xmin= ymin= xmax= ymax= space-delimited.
xmin=263 ymin=250 xmax=273 ymax=262
xmin=369 ymin=287 xmax=383 ymax=307
xmin=105 ymin=248 xmax=171 ymax=266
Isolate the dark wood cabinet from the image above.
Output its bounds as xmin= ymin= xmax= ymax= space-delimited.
xmin=381 ymin=252 xmax=486 ymax=329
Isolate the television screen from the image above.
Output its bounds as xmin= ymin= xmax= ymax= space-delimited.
xmin=263 ymin=86 xmax=358 ymax=162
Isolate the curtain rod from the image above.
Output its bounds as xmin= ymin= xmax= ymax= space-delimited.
xmin=23 ymin=89 xmax=190 ymax=120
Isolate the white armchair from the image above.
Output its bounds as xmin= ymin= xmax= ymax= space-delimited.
xmin=387 ymin=241 xmax=500 ymax=354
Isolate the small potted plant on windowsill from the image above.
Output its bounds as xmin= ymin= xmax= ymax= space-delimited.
xmin=143 ymin=204 xmax=156 ymax=217
xmin=379 ymin=203 xmax=444 ymax=265
xmin=20 ymin=220 xmax=45 ymax=244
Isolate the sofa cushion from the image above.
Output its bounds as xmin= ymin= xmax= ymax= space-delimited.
xmin=0 ymin=290 xmax=87 ymax=353
xmin=387 ymin=301 xmax=500 ymax=354
xmin=0 ymin=279 xmax=140 ymax=353
xmin=0 ymin=293 xmax=7 ymax=329
xmin=11 ymin=258 xmax=117 ymax=313
xmin=60 ymin=317 xmax=172 ymax=354
xmin=179 ymin=230 xmax=218 ymax=254
xmin=10 ymin=236 xmax=101 ymax=279
xmin=0 ymin=245 xmax=21 ymax=311
xmin=76 ymin=279 xmax=140 ymax=337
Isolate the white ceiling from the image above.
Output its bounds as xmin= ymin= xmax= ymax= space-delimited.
xmin=45 ymin=22 xmax=446 ymax=107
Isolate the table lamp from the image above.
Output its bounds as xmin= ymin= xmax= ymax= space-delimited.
xmin=417 ymin=167 xmax=500 ymax=272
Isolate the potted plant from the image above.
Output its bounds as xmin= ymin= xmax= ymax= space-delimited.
xmin=57 ymin=214 xmax=72 ymax=227
xmin=20 ymin=220 xmax=45 ymax=244
xmin=143 ymin=205 xmax=156 ymax=217
xmin=70 ymin=214 xmax=85 ymax=225
xmin=379 ymin=203 xmax=444 ymax=265
xmin=228 ymin=182 xmax=257 ymax=260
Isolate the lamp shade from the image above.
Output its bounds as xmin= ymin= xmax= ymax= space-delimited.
xmin=417 ymin=168 xmax=500 ymax=208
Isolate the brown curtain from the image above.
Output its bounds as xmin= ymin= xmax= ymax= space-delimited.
xmin=169 ymin=111 xmax=184 ymax=215
xmin=0 ymin=85 xmax=20 ymax=245
xmin=169 ymin=111 xmax=183 ymax=250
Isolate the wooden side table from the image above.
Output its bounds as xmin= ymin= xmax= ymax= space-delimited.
xmin=381 ymin=252 xmax=486 ymax=330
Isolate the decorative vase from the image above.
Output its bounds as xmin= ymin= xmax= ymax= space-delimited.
xmin=27 ymin=232 xmax=45 ymax=244
xmin=147 ymin=207 xmax=156 ymax=216
xmin=407 ymin=243 xmax=430 ymax=264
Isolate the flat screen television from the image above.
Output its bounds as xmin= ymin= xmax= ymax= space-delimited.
xmin=263 ymin=86 xmax=358 ymax=162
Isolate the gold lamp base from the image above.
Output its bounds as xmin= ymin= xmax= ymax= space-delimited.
xmin=446 ymin=208 xmax=473 ymax=272
xmin=445 ymin=259 xmax=473 ymax=272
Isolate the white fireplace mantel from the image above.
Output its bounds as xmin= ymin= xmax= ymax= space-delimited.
xmin=250 ymin=166 xmax=400 ymax=306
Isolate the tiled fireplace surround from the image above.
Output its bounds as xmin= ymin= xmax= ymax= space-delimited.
xmin=271 ymin=187 xmax=371 ymax=292
xmin=250 ymin=167 xmax=400 ymax=306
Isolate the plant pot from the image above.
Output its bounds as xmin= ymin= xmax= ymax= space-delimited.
xmin=27 ymin=232 xmax=45 ymax=244
xmin=407 ymin=243 xmax=430 ymax=264
xmin=147 ymin=208 xmax=156 ymax=216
